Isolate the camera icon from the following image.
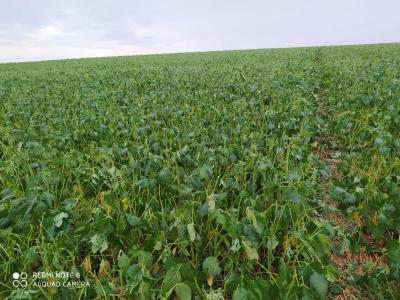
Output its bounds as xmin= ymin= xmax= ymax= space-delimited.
xmin=12 ymin=272 xmax=28 ymax=288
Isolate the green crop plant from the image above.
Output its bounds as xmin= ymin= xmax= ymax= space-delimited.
xmin=0 ymin=44 xmax=399 ymax=299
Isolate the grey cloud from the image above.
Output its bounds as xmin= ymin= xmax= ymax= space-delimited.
xmin=0 ymin=0 xmax=399 ymax=62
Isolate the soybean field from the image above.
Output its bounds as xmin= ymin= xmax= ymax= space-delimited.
xmin=0 ymin=44 xmax=399 ymax=299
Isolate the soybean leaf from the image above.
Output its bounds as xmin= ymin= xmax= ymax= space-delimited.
xmin=187 ymin=223 xmax=196 ymax=242
xmin=90 ymin=234 xmax=108 ymax=254
xmin=310 ymin=272 xmax=328 ymax=299
xmin=162 ymin=265 xmax=182 ymax=296
xmin=242 ymin=239 xmax=259 ymax=261
xmin=202 ymin=257 xmax=221 ymax=277
xmin=175 ymin=282 xmax=191 ymax=300
xmin=54 ymin=212 xmax=68 ymax=228
xmin=233 ymin=287 xmax=252 ymax=300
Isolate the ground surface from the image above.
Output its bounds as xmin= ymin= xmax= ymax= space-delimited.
xmin=0 ymin=44 xmax=399 ymax=299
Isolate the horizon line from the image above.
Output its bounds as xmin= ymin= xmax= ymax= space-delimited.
xmin=1 ymin=41 xmax=399 ymax=65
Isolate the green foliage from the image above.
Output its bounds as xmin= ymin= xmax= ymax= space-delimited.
xmin=162 ymin=265 xmax=182 ymax=296
xmin=242 ymin=239 xmax=259 ymax=261
xmin=54 ymin=212 xmax=68 ymax=227
xmin=310 ymin=272 xmax=328 ymax=299
xmin=90 ymin=234 xmax=108 ymax=253
xmin=175 ymin=282 xmax=191 ymax=300
xmin=0 ymin=43 xmax=399 ymax=299
xmin=202 ymin=256 xmax=221 ymax=278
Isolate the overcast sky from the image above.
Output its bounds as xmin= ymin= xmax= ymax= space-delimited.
xmin=0 ymin=0 xmax=399 ymax=63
